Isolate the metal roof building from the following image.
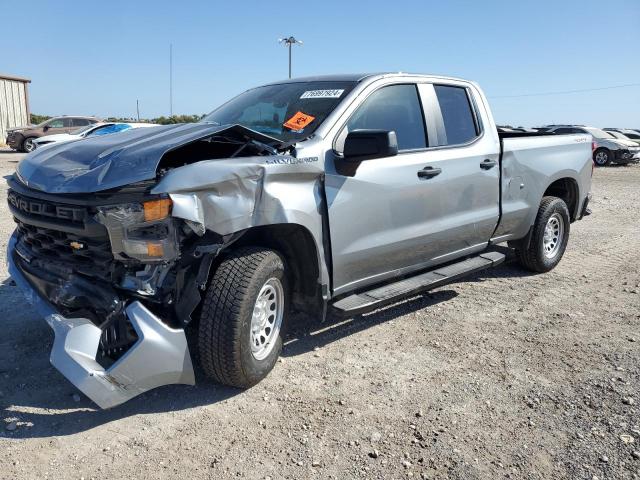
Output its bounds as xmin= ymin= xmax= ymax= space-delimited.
xmin=0 ymin=73 xmax=31 ymax=145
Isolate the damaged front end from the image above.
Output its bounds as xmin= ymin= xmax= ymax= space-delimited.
xmin=6 ymin=181 xmax=206 ymax=408
xmin=7 ymin=122 xmax=325 ymax=408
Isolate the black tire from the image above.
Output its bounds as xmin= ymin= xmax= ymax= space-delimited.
xmin=514 ymin=196 xmax=570 ymax=273
xmin=198 ymin=247 xmax=288 ymax=388
xmin=593 ymin=148 xmax=611 ymax=166
xmin=21 ymin=137 xmax=37 ymax=153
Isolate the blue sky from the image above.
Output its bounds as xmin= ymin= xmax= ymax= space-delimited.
xmin=3 ymin=0 xmax=639 ymax=127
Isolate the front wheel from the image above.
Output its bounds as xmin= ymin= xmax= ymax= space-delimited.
xmin=514 ymin=196 xmax=570 ymax=273
xmin=21 ymin=137 xmax=37 ymax=153
xmin=593 ymin=148 xmax=611 ymax=166
xmin=198 ymin=247 xmax=288 ymax=388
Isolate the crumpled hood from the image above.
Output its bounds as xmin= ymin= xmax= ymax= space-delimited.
xmin=15 ymin=123 xmax=280 ymax=194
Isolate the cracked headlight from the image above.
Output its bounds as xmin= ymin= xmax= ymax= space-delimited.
xmin=96 ymin=198 xmax=179 ymax=263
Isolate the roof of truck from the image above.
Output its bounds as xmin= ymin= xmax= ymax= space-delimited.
xmin=266 ymin=72 xmax=469 ymax=85
xmin=265 ymin=73 xmax=380 ymax=84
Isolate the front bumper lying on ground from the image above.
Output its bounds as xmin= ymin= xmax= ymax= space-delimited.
xmin=7 ymin=234 xmax=195 ymax=409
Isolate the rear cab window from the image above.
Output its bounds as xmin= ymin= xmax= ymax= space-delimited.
xmin=433 ymin=85 xmax=481 ymax=146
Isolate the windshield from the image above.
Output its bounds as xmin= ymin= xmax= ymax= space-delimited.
xmin=35 ymin=118 xmax=54 ymax=127
xmin=70 ymin=124 xmax=100 ymax=136
xmin=201 ymin=81 xmax=357 ymax=142
xmin=584 ymin=127 xmax=614 ymax=140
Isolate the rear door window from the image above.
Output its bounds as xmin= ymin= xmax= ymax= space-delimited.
xmin=346 ymin=84 xmax=427 ymax=151
xmin=62 ymin=118 xmax=74 ymax=128
xmin=434 ymin=85 xmax=479 ymax=145
xmin=72 ymin=118 xmax=90 ymax=127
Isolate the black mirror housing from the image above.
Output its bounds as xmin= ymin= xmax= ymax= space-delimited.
xmin=343 ymin=130 xmax=398 ymax=162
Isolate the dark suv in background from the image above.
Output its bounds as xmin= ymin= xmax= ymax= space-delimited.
xmin=6 ymin=116 xmax=100 ymax=153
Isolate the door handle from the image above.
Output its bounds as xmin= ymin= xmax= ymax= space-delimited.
xmin=480 ymin=159 xmax=497 ymax=170
xmin=417 ymin=166 xmax=442 ymax=179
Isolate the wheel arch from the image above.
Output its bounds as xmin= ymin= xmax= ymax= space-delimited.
xmin=228 ymin=223 xmax=324 ymax=315
xmin=543 ymin=177 xmax=580 ymax=221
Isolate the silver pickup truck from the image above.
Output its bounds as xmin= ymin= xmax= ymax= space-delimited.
xmin=7 ymin=73 xmax=593 ymax=408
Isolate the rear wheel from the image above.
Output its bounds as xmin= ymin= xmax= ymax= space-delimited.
xmin=21 ymin=137 xmax=37 ymax=153
xmin=593 ymin=148 xmax=611 ymax=166
xmin=514 ymin=196 xmax=570 ymax=273
xmin=198 ymin=247 xmax=288 ymax=388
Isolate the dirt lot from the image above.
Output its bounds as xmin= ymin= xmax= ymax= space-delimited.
xmin=0 ymin=147 xmax=638 ymax=480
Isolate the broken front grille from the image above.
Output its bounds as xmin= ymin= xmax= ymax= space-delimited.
xmin=8 ymin=187 xmax=116 ymax=278
xmin=15 ymin=223 xmax=114 ymax=276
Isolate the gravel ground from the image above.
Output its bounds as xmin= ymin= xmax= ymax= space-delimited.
xmin=0 ymin=147 xmax=638 ymax=480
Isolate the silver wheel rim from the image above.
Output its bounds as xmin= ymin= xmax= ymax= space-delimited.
xmin=24 ymin=139 xmax=35 ymax=152
xmin=250 ymin=277 xmax=284 ymax=361
xmin=543 ymin=213 xmax=564 ymax=259
xmin=595 ymin=151 xmax=608 ymax=165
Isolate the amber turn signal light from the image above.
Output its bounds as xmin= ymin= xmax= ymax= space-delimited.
xmin=146 ymin=242 xmax=165 ymax=257
xmin=143 ymin=198 xmax=172 ymax=222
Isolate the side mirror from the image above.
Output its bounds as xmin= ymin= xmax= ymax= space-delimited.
xmin=343 ymin=129 xmax=398 ymax=162
xmin=43 ymin=125 xmax=50 ymax=132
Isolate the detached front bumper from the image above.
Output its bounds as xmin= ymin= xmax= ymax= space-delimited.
xmin=7 ymin=234 xmax=195 ymax=409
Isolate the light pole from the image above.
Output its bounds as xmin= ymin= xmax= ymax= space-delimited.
xmin=278 ymin=36 xmax=303 ymax=79
xmin=169 ymin=43 xmax=173 ymax=117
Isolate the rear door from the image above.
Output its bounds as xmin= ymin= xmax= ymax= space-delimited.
xmin=326 ymin=80 xmax=500 ymax=295
xmin=415 ymin=83 xmax=501 ymax=254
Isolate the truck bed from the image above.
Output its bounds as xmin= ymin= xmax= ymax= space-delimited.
xmin=493 ymin=132 xmax=593 ymax=242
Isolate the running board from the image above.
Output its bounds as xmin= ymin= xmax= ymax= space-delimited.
xmin=331 ymin=251 xmax=505 ymax=316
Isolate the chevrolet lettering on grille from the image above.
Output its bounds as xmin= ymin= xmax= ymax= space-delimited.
xmin=8 ymin=191 xmax=87 ymax=222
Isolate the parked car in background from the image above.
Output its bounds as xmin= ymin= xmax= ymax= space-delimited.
xmin=6 ymin=116 xmax=100 ymax=153
xmin=604 ymin=130 xmax=640 ymax=147
xmin=33 ymin=122 xmax=160 ymax=149
xmin=604 ymin=128 xmax=640 ymax=144
xmin=497 ymin=126 xmax=538 ymax=133
xmin=546 ymin=125 xmax=640 ymax=166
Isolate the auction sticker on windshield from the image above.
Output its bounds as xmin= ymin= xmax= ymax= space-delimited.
xmin=300 ymin=89 xmax=344 ymax=99
xmin=283 ymin=111 xmax=316 ymax=131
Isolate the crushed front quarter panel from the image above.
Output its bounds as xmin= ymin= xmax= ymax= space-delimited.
xmin=153 ymin=151 xmax=331 ymax=289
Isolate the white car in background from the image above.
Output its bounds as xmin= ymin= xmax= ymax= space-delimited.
xmin=33 ymin=122 xmax=159 ymax=149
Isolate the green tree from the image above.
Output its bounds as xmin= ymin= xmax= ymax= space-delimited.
xmin=30 ymin=113 xmax=51 ymax=125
